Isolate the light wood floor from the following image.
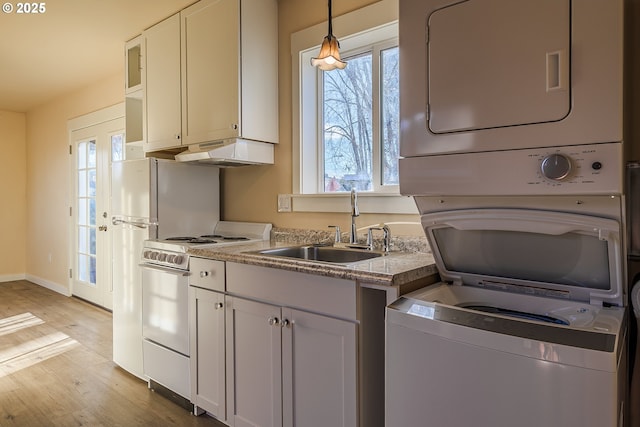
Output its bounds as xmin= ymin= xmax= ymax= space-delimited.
xmin=0 ymin=280 xmax=226 ymax=427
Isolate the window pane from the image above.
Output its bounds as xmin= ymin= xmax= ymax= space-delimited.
xmin=381 ymin=47 xmax=399 ymax=185
xmin=323 ymin=52 xmax=373 ymax=192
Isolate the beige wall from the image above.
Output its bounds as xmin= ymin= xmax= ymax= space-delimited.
xmin=223 ymin=0 xmax=423 ymax=236
xmin=25 ymin=73 xmax=123 ymax=292
xmin=0 ymin=111 xmax=27 ymax=280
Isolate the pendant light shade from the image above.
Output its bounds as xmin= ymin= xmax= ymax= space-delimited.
xmin=311 ymin=0 xmax=347 ymax=71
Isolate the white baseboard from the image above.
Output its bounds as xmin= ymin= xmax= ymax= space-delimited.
xmin=24 ymin=274 xmax=71 ymax=296
xmin=0 ymin=274 xmax=26 ymax=283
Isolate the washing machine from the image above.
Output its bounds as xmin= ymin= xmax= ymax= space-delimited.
xmin=385 ymin=201 xmax=628 ymax=427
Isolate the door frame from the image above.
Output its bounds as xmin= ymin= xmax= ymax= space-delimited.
xmin=67 ymin=103 xmax=124 ymax=308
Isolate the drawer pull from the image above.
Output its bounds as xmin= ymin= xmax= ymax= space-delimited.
xmin=200 ymin=271 xmax=210 ymax=278
xmin=214 ymin=302 xmax=223 ymax=310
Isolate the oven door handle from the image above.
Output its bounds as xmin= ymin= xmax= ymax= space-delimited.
xmin=139 ymin=263 xmax=189 ymax=277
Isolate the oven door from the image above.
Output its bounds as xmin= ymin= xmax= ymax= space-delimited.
xmin=141 ymin=263 xmax=190 ymax=356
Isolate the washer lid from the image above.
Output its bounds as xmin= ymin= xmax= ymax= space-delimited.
xmin=422 ymin=209 xmax=624 ymax=306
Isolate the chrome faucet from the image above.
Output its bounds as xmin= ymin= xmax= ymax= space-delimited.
xmin=350 ymin=189 xmax=359 ymax=244
xmin=367 ymin=224 xmax=391 ymax=253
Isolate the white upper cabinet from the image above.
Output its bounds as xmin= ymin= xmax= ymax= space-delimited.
xmin=125 ymin=36 xmax=143 ymax=94
xmin=125 ymin=36 xmax=145 ymax=144
xmin=143 ymin=13 xmax=182 ymax=151
xmin=142 ymin=0 xmax=278 ymax=153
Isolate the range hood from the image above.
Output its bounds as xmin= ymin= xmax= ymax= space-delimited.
xmin=175 ymin=138 xmax=274 ymax=166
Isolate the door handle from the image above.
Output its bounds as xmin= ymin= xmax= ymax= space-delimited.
xmin=98 ymin=225 xmax=108 ymax=231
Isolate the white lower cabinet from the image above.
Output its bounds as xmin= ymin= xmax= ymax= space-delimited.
xmin=281 ymin=307 xmax=357 ymax=427
xmin=190 ymin=260 xmax=361 ymax=427
xmin=189 ymin=286 xmax=226 ymax=420
xmin=226 ymin=296 xmax=357 ymax=427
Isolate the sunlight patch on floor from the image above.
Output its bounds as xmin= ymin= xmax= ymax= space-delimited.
xmin=0 ymin=314 xmax=80 ymax=377
xmin=0 ymin=312 xmax=44 ymax=337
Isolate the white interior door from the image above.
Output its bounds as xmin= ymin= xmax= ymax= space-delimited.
xmin=70 ymin=117 xmax=125 ymax=309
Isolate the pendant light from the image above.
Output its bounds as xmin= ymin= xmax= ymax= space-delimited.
xmin=311 ymin=0 xmax=347 ymax=71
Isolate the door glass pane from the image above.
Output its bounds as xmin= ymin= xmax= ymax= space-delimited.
xmin=78 ymin=141 xmax=87 ymax=168
xmin=76 ymin=140 xmax=97 ymax=285
xmin=88 ymin=141 xmax=96 ymax=168
xmin=322 ymin=52 xmax=373 ymax=192
xmin=88 ymin=169 xmax=96 ymax=197
xmin=78 ymin=226 xmax=88 ymax=253
xmin=111 ymin=134 xmax=124 ymax=162
xmin=89 ymin=198 xmax=96 ymax=226
xmin=381 ymin=46 xmax=399 ymax=185
xmin=78 ymin=199 xmax=87 ymax=225
xmin=78 ymin=254 xmax=89 ymax=282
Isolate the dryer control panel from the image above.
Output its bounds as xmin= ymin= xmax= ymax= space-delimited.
xmin=399 ymin=142 xmax=623 ymax=196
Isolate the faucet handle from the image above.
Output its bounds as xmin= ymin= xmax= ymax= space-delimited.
xmin=328 ymin=225 xmax=341 ymax=244
xmin=367 ymin=224 xmax=391 ymax=253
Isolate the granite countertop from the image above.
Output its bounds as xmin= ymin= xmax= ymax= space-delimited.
xmin=189 ymin=239 xmax=438 ymax=288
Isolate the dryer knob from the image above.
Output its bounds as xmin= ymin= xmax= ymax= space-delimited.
xmin=541 ymin=153 xmax=572 ymax=181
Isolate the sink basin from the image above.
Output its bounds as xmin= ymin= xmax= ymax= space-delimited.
xmin=254 ymin=245 xmax=383 ymax=264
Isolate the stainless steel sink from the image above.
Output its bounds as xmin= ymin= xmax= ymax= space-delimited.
xmin=254 ymin=245 xmax=383 ymax=264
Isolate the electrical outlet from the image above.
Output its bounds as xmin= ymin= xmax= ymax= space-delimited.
xmin=277 ymin=194 xmax=292 ymax=212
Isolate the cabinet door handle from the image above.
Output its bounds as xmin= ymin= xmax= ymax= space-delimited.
xmin=214 ymin=302 xmax=223 ymax=310
xmin=200 ymin=271 xmax=209 ymax=278
xmin=281 ymin=319 xmax=291 ymax=328
xmin=268 ymin=317 xmax=280 ymax=326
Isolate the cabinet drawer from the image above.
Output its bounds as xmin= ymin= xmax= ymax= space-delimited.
xmin=190 ymin=257 xmax=225 ymax=292
xmin=226 ymin=262 xmax=356 ymax=320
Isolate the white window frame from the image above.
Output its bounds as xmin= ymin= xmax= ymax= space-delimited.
xmin=291 ymin=0 xmax=416 ymax=214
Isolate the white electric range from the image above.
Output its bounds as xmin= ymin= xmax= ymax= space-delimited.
xmin=140 ymin=221 xmax=271 ymax=406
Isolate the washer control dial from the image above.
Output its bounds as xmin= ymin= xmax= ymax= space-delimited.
xmin=540 ymin=153 xmax=572 ymax=181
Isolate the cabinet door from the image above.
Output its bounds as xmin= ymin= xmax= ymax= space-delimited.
xmin=428 ymin=0 xmax=570 ymax=134
xmin=125 ymin=36 xmax=142 ymax=94
xmin=282 ymin=308 xmax=358 ymax=427
xmin=144 ymin=13 xmax=182 ymax=151
xmin=190 ymin=287 xmax=226 ymax=419
xmin=226 ymin=297 xmax=282 ymax=427
xmin=181 ymin=0 xmax=240 ymax=145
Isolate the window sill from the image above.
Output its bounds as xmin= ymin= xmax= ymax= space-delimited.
xmin=290 ymin=193 xmax=417 ymax=214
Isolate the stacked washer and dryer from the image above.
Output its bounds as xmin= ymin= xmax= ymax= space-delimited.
xmin=388 ymin=0 xmax=630 ymax=426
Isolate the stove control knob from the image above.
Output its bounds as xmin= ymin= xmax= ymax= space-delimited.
xmin=540 ymin=153 xmax=572 ymax=181
xmin=174 ymin=255 xmax=184 ymax=265
xmin=143 ymin=251 xmax=151 ymax=259
xmin=166 ymin=255 xmax=176 ymax=264
xmin=149 ymin=251 xmax=158 ymax=260
xmin=158 ymin=253 xmax=167 ymax=262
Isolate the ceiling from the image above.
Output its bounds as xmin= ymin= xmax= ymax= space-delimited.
xmin=0 ymin=0 xmax=196 ymax=112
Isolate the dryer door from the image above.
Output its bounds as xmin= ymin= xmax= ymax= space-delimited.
xmin=399 ymin=0 xmax=623 ymax=157
xmin=428 ymin=0 xmax=570 ymax=134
